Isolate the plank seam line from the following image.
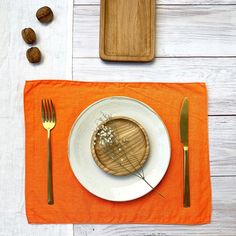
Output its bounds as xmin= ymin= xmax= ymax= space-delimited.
xmin=74 ymin=4 xmax=236 ymax=7
xmin=208 ymin=115 xmax=236 ymax=117
xmin=73 ymin=56 xmax=236 ymax=59
xmin=211 ymin=175 xmax=236 ymax=177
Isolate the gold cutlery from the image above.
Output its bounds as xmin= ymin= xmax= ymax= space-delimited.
xmin=180 ymin=97 xmax=190 ymax=207
xmin=41 ymin=99 xmax=56 ymax=205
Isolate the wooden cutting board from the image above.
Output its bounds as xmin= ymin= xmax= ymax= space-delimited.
xmin=99 ymin=0 xmax=156 ymax=62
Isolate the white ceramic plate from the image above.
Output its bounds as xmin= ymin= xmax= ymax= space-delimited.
xmin=68 ymin=96 xmax=171 ymax=201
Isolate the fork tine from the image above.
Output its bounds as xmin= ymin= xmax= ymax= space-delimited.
xmin=44 ymin=99 xmax=49 ymax=121
xmin=50 ymin=99 xmax=55 ymax=122
xmin=46 ymin=99 xmax=51 ymax=121
xmin=42 ymin=99 xmax=56 ymax=123
xmin=41 ymin=100 xmax=45 ymax=122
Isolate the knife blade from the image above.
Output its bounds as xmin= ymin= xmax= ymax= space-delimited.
xmin=180 ymin=97 xmax=190 ymax=207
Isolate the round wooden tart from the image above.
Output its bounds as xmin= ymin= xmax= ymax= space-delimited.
xmin=91 ymin=116 xmax=150 ymax=176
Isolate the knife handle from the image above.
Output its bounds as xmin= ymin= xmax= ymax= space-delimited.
xmin=183 ymin=146 xmax=190 ymax=207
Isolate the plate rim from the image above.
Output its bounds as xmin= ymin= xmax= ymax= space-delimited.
xmin=67 ymin=96 xmax=171 ymax=201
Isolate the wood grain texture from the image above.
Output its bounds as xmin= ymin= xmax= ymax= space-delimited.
xmin=99 ymin=0 xmax=155 ymax=61
xmin=72 ymin=58 xmax=236 ymax=116
xmin=74 ymin=176 xmax=236 ymax=236
xmin=91 ymin=117 xmax=150 ymax=176
xmin=73 ymin=5 xmax=236 ymax=57
xmin=208 ymin=116 xmax=236 ymax=176
xmin=75 ymin=0 xmax=236 ymax=5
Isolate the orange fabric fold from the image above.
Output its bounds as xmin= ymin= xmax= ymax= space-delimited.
xmin=24 ymin=80 xmax=211 ymax=224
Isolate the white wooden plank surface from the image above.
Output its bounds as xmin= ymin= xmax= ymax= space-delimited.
xmin=73 ymin=5 xmax=236 ymax=57
xmin=73 ymin=58 xmax=236 ymax=115
xmin=0 ymin=0 xmax=73 ymax=235
xmin=74 ymin=176 xmax=236 ymax=236
xmin=208 ymin=116 xmax=236 ymax=176
xmin=74 ymin=0 xmax=236 ymax=5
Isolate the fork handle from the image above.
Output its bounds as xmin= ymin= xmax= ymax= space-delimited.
xmin=183 ymin=146 xmax=190 ymax=207
xmin=47 ymin=130 xmax=54 ymax=205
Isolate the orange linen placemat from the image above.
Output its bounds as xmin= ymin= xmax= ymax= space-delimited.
xmin=24 ymin=80 xmax=211 ymax=224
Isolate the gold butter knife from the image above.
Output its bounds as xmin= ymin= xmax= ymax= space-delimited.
xmin=180 ymin=97 xmax=190 ymax=207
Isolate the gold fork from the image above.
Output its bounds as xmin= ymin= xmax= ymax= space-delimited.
xmin=41 ymin=99 xmax=56 ymax=205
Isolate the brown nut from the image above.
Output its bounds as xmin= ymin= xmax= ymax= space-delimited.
xmin=26 ymin=47 xmax=41 ymax=63
xmin=36 ymin=6 xmax=53 ymax=23
xmin=21 ymin=28 xmax=36 ymax=44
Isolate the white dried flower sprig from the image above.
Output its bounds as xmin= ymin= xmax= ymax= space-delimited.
xmin=96 ymin=125 xmax=114 ymax=146
xmin=95 ymin=112 xmax=112 ymax=127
